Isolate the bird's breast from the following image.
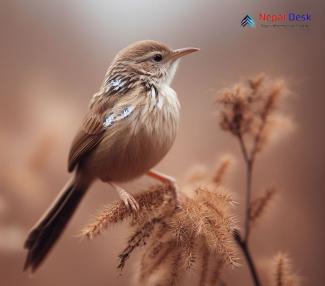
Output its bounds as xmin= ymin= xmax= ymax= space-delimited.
xmin=135 ymin=84 xmax=180 ymax=166
xmin=92 ymin=85 xmax=180 ymax=182
xmin=142 ymin=84 xmax=180 ymax=136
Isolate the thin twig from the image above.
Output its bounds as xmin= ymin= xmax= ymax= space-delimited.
xmin=234 ymin=231 xmax=261 ymax=286
xmin=235 ymin=132 xmax=262 ymax=286
xmin=244 ymin=159 xmax=253 ymax=242
xmin=237 ymin=133 xmax=253 ymax=241
xmin=237 ymin=133 xmax=250 ymax=164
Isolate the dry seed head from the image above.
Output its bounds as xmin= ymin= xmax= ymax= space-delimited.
xmin=250 ymin=188 xmax=277 ymax=226
xmin=271 ymin=252 xmax=301 ymax=286
xmin=217 ymin=75 xmax=292 ymax=155
xmin=83 ymin=166 xmax=237 ymax=285
xmin=213 ymin=155 xmax=234 ymax=184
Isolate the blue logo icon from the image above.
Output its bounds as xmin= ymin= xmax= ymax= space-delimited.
xmin=241 ymin=15 xmax=256 ymax=27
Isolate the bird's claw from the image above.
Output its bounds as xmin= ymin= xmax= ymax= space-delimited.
xmin=118 ymin=188 xmax=139 ymax=211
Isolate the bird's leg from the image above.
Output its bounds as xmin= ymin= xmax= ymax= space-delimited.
xmin=109 ymin=183 xmax=139 ymax=211
xmin=147 ymin=170 xmax=176 ymax=185
xmin=147 ymin=170 xmax=180 ymax=204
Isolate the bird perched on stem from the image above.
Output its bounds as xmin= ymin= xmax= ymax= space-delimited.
xmin=24 ymin=40 xmax=199 ymax=272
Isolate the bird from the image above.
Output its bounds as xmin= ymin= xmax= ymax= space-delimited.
xmin=24 ymin=40 xmax=199 ymax=272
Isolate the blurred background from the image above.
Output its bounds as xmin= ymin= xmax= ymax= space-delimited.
xmin=0 ymin=0 xmax=324 ymax=285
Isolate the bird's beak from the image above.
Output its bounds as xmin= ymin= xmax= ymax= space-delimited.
xmin=169 ymin=47 xmax=200 ymax=61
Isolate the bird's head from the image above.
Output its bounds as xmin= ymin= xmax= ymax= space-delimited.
xmin=112 ymin=40 xmax=199 ymax=86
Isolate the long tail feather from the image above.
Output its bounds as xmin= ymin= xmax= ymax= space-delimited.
xmin=24 ymin=177 xmax=88 ymax=272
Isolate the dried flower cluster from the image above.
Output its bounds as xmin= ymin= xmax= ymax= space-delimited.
xmin=82 ymin=159 xmax=237 ymax=285
xmin=217 ymin=74 xmax=288 ymax=160
xmin=271 ymin=253 xmax=300 ymax=286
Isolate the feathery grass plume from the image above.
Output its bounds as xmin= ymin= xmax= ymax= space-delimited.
xmin=82 ymin=161 xmax=237 ymax=286
xmin=213 ymin=155 xmax=233 ymax=184
xmin=217 ymin=74 xmax=289 ymax=157
xmin=271 ymin=253 xmax=300 ymax=286
xmin=184 ymin=155 xmax=233 ymax=187
xmin=138 ymin=239 xmax=177 ymax=282
xmin=250 ymin=188 xmax=276 ymax=227
xmin=136 ymin=186 xmax=237 ymax=284
xmin=81 ymin=184 xmax=175 ymax=239
xmin=183 ymin=156 xmax=236 ymax=204
xmin=170 ymin=190 xmax=238 ymax=266
xmin=198 ymin=243 xmax=210 ymax=286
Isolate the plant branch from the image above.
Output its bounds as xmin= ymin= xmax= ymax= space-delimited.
xmin=237 ymin=133 xmax=253 ymax=241
xmin=236 ymin=133 xmax=261 ymax=286
xmin=244 ymin=159 xmax=253 ymax=242
xmin=234 ymin=232 xmax=261 ymax=286
xmin=237 ymin=133 xmax=250 ymax=164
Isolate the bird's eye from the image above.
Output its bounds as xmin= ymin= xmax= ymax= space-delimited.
xmin=153 ymin=54 xmax=163 ymax=62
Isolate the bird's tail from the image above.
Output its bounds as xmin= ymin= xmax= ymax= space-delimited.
xmin=24 ymin=174 xmax=89 ymax=272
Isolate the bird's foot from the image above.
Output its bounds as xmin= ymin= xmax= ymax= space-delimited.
xmin=111 ymin=183 xmax=139 ymax=211
xmin=147 ymin=170 xmax=180 ymax=207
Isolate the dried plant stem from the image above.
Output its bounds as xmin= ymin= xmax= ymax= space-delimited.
xmin=238 ymin=135 xmax=253 ymax=241
xmin=234 ymin=231 xmax=261 ymax=286
xmin=236 ymin=133 xmax=262 ymax=286
xmin=244 ymin=160 xmax=253 ymax=242
xmin=238 ymin=133 xmax=250 ymax=164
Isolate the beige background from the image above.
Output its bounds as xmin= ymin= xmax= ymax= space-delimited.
xmin=0 ymin=1 xmax=324 ymax=285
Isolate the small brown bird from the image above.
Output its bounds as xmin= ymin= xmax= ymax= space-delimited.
xmin=24 ymin=40 xmax=199 ymax=272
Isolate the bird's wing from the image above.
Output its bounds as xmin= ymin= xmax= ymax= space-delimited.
xmin=67 ymin=93 xmax=119 ymax=172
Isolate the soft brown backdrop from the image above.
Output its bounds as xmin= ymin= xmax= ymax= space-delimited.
xmin=0 ymin=1 xmax=324 ymax=285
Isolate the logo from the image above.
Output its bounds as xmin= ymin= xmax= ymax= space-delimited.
xmin=241 ymin=15 xmax=256 ymax=28
xmin=241 ymin=12 xmax=311 ymax=29
xmin=259 ymin=12 xmax=311 ymax=28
